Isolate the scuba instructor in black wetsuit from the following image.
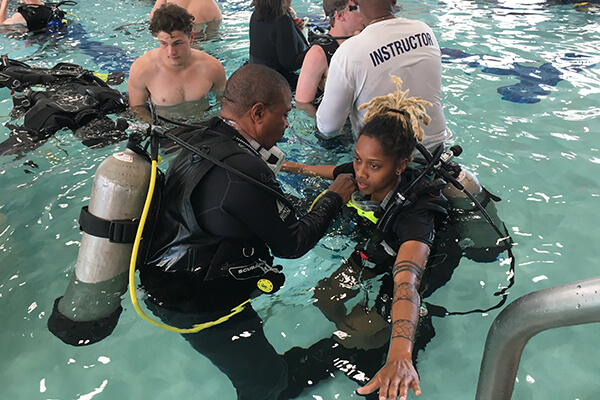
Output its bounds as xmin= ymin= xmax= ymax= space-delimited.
xmin=139 ymin=64 xmax=356 ymax=400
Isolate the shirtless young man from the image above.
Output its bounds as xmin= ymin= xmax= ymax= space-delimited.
xmin=295 ymin=0 xmax=364 ymax=117
xmin=128 ymin=3 xmax=226 ymax=121
xmin=150 ymin=0 xmax=221 ymax=36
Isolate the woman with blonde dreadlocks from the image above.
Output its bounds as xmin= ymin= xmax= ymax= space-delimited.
xmin=281 ymin=77 xmax=463 ymax=400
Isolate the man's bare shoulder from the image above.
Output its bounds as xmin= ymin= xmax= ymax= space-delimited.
xmin=168 ymin=0 xmax=221 ymax=23
xmin=130 ymin=49 xmax=161 ymax=73
xmin=299 ymin=45 xmax=328 ymax=79
xmin=190 ymin=49 xmax=223 ymax=71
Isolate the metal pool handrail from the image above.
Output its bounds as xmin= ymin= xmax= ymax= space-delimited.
xmin=475 ymin=276 xmax=600 ymax=400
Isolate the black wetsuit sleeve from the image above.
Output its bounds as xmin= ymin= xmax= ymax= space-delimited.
xmin=194 ymin=153 xmax=343 ymax=259
xmin=275 ymin=13 xmax=307 ymax=71
xmin=333 ymin=162 xmax=354 ymax=178
xmin=281 ymin=191 xmax=342 ymax=257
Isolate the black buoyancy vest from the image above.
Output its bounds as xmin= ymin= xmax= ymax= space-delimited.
xmin=17 ymin=4 xmax=64 ymax=32
xmin=352 ymin=167 xmax=449 ymax=269
xmin=13 ymin=83 xmax=125 ymax=136
xmin=140 ymin=127 xmax=276 ymax=312
xmin=310 ymin=34 xmax=340 ymax=66
xmin=0 ymin=57 xmax=127 ymax=156
xmin=0 ymin=62 xmax=103 ymax=92
xmin=0 ymin=83 xmax=125 ymax=156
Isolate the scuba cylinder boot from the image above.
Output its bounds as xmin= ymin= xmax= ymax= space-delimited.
xmin=48 ymin=142 xmax=151 ymax=346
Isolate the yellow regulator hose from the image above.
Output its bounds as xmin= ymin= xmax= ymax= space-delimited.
xmin=128 ymin=158 xmax=250 ymax=334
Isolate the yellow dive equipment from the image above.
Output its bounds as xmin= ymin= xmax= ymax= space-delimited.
xmin=310 ymin=188 xmax=381 ymax=224
xmin=128 ymin=156 xmax=251 ymax=334
xmin=346 ymin=200 xmax=379 ymax=224
xmin=346 ymin=191 xmax=381 ymax=224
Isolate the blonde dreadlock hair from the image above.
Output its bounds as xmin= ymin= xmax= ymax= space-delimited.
xmin=358 ymin=75 xmax=431 ymax=142
xmin=355 ymin=76 xmax=432 ymax=162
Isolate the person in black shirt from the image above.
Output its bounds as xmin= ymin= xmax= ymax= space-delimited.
xmin=281 ymin=76 xmax=456 ymax=400
xmin=249 ymin=0 xmax=309 ymax=89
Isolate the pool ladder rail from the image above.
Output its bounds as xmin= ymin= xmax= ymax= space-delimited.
xmin=476 ymin=276 xmax=600 ymax=399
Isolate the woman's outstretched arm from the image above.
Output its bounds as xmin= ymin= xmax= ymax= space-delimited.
xmin=356 ymin=240 xmax=429 ymax=400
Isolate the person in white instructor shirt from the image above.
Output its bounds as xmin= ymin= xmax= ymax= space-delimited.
xmin=315 ymin=0 xmax=451 ymax=151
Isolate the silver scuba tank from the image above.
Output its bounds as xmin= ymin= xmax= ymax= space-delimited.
xmin=442 ymin=168 xmax=510 ymax=262
xmin=48 ymin=145 xmax=151 ymax=346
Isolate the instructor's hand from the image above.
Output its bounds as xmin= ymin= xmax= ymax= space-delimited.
xmin=327 ymin=173 xmax=356 ymax=203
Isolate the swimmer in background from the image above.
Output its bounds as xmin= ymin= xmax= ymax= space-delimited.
xmin=295 ymin=0 xmax=365 ymax=118
xmin=248 ymin=0 xmax=309 ymax=89
xmin=0 ymin=0 xmax=61 ymax=31
xmin=150 ymin=0 xmax=221 ymax=38
xmin=128 ymin=3 xmax=226 ymax=123
xmin=0 ymin=0 xmax=40 ymax=27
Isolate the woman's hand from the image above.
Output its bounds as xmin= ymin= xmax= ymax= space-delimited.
xmin=356 ymin=356 xmax=421 ymax=400
xmin=288 ymin=6 xmax=305 ymax=30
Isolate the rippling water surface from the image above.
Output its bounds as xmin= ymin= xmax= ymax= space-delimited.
xmin=1 ymin=0 xmax=599 ymax=399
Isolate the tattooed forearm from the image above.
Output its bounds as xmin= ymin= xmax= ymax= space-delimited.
xmin=392 ymin=260 xmax=424 ymax=281
xmin=392 ymin=282 xmax=421 ymax=307
xmin=392 ymin=319 xmax=416 ymax=343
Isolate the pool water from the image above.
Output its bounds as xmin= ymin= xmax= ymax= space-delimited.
xmin=1 ymin=0 xmax=599 ymax=399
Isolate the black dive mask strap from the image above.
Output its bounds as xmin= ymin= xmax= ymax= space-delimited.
xmin=47 ymin=1 xmax=77 ymax=7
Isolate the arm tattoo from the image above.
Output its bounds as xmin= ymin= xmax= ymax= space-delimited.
xmin=392 ymin=260 xmax=424 ymax=282
xmin=392 ymin=282 xmax=421 ymax=307
xmin=392 ymin=319 xmax=416 ymax=343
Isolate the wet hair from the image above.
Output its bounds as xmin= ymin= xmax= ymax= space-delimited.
xmin=323 ymin=0 xmax=349 ymax=27
xmin=357 ymin=76 xmax=431 ymax=162
xmin=222 ymin=64 xmax=291 ymax=117
xmin=252 ymin=0 xmax=288 ymax=21
xmin=149 ymin=4 xmax=195 ymax=36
